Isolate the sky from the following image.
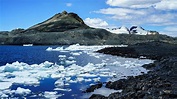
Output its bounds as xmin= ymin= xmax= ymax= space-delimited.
xmin=0 ymin=0 xmax=177 ymax=37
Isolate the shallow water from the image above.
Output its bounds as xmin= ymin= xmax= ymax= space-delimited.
xmin=0 ymin=45 xmax=153 ymax=98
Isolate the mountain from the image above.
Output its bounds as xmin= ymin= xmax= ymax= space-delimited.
xmin=106 ymin=26 xmax=130 ymax=34
xmin=0 ymin=11 xmax=176 ymax=45
xmin=130 ymin=25 xmax=159 ymax=35
xmin=28 ymin=11 xmax=89 ymax=32
xmin=107 ymin=25 xmax=158 ymax=35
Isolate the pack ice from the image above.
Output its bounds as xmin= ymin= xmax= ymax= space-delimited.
xmin=0 ymin=44 xmax=153 ymax=98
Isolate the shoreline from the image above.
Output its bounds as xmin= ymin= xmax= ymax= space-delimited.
xmin=87 ymin=41 xmax=177 ymax=99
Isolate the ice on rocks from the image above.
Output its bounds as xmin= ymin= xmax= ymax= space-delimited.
xmin=82 ymin=87 xmax=122 ymax=98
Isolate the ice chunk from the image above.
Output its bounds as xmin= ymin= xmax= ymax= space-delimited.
xmin=68 ymin=56 xmax=75 ymax=60
xmin=1 ymin=61 xmax=27 ymax=72
xmin=93 ymin=77 xmax=101 ymax=82
xmin=55 ymin=79 xmax=64 ymax=87
xmin=65 ymin=77 xmax=71 ymax=81
xmin=68 ymin=80 xmax=77 ymax=83
xmin=54 ymin=88 xmax=72 ymax=92
xmin=78 ymin=73 xmax=97 ymax=77
xmin=58 ymin=55 xmax=66 ymax=58
xmin=44 ymin=91 xmax=64 ymax=99
xmin=39 ymin=61 xmax=53 ymax=68
xmin=15 ymin=87 xmax=31 ymax=95
xmin=46 ymin=46 xmax=64 ymax=51
xmin=1 ymin=94 xmax=8 ymax=98
xmin=84 ymin=78 xmax=92 ymax=82
xmin=70 ymin=52 xmax=82 ymax=56
xmin=46 ymin=47 xmax=53 ymax=51
xmin=51 ymin=73 xmax=65 ymax=78
xmin=65 ymin=60 xmax=76 ymax=65
xmin=76 ymin=77 xmax=84 ymax=82
xmin=82 ymin=87 xmax=122 ymax=98
xmin=5 ymin=76 xmax=40 ymax=85
xmin=64 ymin=83 xmax=70 ymax=86
xmin=0 ymin=82 xmax=12 ymax=90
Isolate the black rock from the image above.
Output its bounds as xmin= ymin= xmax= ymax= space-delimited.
xmin=89 ymin=94 xmax=107 ymax=99
xmin=92 ymin=41 xmax=177 ymax=99
xmin=84 ymin=83 xmax=103 ymax=93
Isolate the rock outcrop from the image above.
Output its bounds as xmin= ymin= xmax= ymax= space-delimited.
xmin=88 ymin=41 xmax=177 ymax=99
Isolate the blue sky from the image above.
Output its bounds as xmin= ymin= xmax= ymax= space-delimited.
xmin=0 ymin=0 xmax=177 ymax=37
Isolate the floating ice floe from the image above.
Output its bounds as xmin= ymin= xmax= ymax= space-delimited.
xmin=46 ymin=44 xmax=127 ymax=52
xmin=46 ymin=46 xmax=64 ymax=51
xmin=15 ymin=87 xmax=31 ymax=95
xmin=54 ymin=88 xmax=72 ymax=92
xmin=0 ymin=44 xmax=154 ymax=98
xmin=44 ymin=91 xmax=64 ymax=99
xmin=0 ymin=82 xmax=13 ymax=90
xmin=0 ymin=87 xmax=31 ymax=98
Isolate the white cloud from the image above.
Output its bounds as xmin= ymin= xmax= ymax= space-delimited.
xmin=159 ymin=26 xmax=177 ymax=37
xmin=160 ymin=31 xmax=177 ymax=37
xmin=106 ymin=0 xmax=160 ymax=8
xmin=94 ymin=6 xmax=177 ymax=26
xmin=145 ymin=13 xmax=177 ymax=25
xmin=95 ymin=7 xmax=148 ymax=24
xmin=92 ymin=0 xmax=177 ymax=37
xmin=66 ymin=3 xmax=72 ymax=7
xmin=164 ymin=27 xmax=177 ymax=32
xmin=96 ymin=8 xmax=146 ymax=17
xmin=84 ymin=18 xmax=109 ymax=28
xmin=106 ymin=0 xmax=177 ymax=10
xmin=155 ymin=0 xmax=177 ymax=10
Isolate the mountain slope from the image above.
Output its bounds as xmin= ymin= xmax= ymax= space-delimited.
xmin=106 ymin=26 xmax=130 ymax=34
xmin=28 ymin=11 xmax=89 ymax=32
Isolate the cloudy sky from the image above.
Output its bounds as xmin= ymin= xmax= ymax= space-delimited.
xmin=0 ymin=0 xmax=177 ymax=37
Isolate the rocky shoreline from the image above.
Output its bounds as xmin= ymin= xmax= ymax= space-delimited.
xmin=86 ymin=41 xmax=177 ymax=99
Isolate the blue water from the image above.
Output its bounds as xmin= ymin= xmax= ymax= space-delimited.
xmin=0 ymin=45 xmax=152 ymax=99
xmin=0 ymin=46 xmax=109 ymax=99
xmin=0 ymin=46 xmax=61 ymax=65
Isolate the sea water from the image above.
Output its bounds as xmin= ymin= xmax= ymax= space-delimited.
xmin=0 ymin=44 xmax=153 ymax=98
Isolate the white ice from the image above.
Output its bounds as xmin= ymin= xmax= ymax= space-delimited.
xmin=15 ymin=87 xmax=31 ymax=95
xmin=0 ymin=44 xmax=153 ymax=98
xmin=44 ymin=91 xmax=64 ymax=99
xmin=82 ymin=87 xmax=122 ymax=98
xmin=54 ymin=88 xmax=72 ymax=92
xmin=0 ymin=82 xmax=12 ymax=90
xmin=46 ymin=44 xmax=127 ymax=52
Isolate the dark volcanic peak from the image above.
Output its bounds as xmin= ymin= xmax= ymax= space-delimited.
xmin=28 ymin=11 xmax=89 ymax=32
xmin=130 ymin=25 xmax=145 ymax=31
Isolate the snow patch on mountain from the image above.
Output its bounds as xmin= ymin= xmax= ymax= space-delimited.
xmin=106 ymin=25 xmax=158 ymax=35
